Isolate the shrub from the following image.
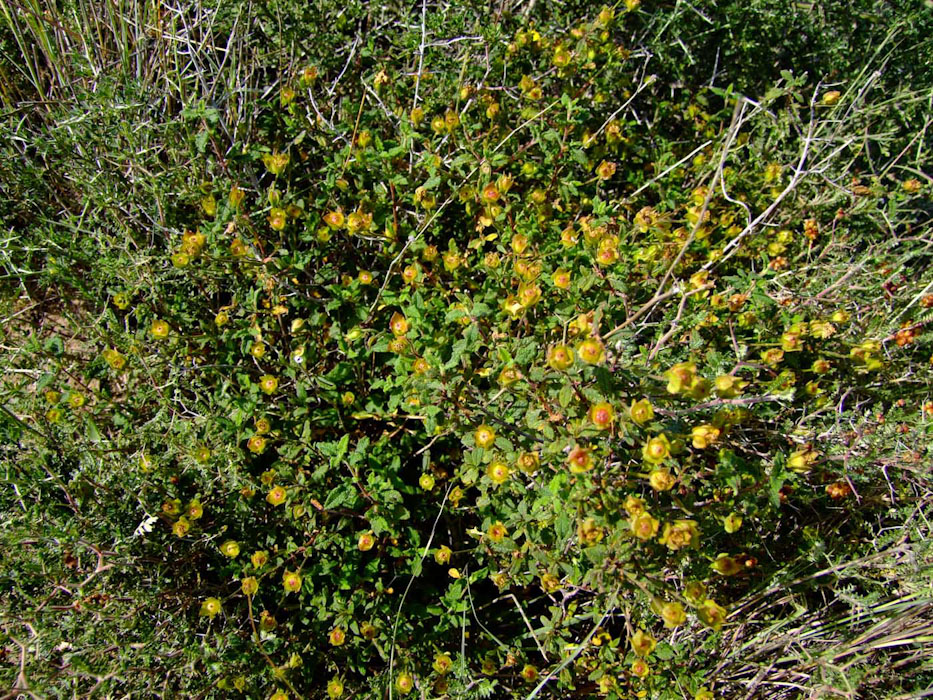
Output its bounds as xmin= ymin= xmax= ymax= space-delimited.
xmin=1 ymin=1 xmax=932 ymax=697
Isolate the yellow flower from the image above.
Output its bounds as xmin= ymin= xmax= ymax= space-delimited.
xmin=665 ymin=361 xmax=696 ymax=394
xmin=103 ymin=348 xmax=126 ymax=370
xmin=595 ymin=160 xmax=617 ymax=180
xmin=630 ymin=512 xmax=660 ymax=540
xmin=282 ymin=570 xmax=302 ymax=593
xmin=199 ymin=597 xmax=222 ymax=618
xmin=248 ymin=435 xmax=267 ymax=454
xmin=395 ymin=672 xmax=414 ymax=695
xmin=760 ymin=348 xmax=784 ymax=366
xmin=186 ymin=501 xmax=203 ymax=520
xmin=487 ymin=521 xmax=508 ymax=543
xmin=329 ymin=627 xmax=346 ymax=646
xmin=220 ymin=540 xmax=240 ymax=558
xmin=547 ymin=344 xmax=575 ymax=371
xmin=433 ymin=653 xmax=453 ymax=675
xmin=358 ymin=531 xmax=375 ymax=552
xmin=434 ymin=545 xmax=452 ymax=565
xmin=270 ymin=691 xmax=289 ymax=700
xmin=659 ymin=519 xmax=699 ymax=551
xmin=517 ymin=451 xmax=540 ymax=474
xmin=631 ymin=658 xmax=650 ymax=679
xmin=714 ymin=374 xmax=745 ymax=398
xmin=486 ymin=460 xmax=510 ymax=485
xmin=251 ymin=550 xmax=269 ymax=568
xmin=629 ymin=398 xmax=654 ymax=425
xmin=172 ymin=517 xmax=190 ymax=538
xmin=691 ymin=424 xmax=720 ymax=449
xmin=577 ymin=518 xmax=604 ymax=545
xmin=256 ymin=375 xmax=278 ymax=395
xmin=576 ymin=337 xmax=605 ymax=364
xmin=517 ymin=282 xmax=541 ymax=308
xmin=474 ymin=424 xmax=496 ymax=449
xmin=648 ymin=469 xmax=677 ymax=491
xmin=787 ymin=449 xmax=818 ymax=474
xmin=723 ymin=513 xmax=743 ymax=533
xmin=552 ymin=268 xmax=571 ymax=290
xmin=150 ymin=320 xmax=170 ymax=339
xmin=659 ymin=601 xmax=687 ymax=628
xmin=266 ymin=486 xmax=287 ymax=506
xmin=630 ymin=629 xmax=657 ymax=657
xmin=498 ymin=366 xmax=522 ymax=386
xmin=642 ymin=434 xmax=671 ymax=464
xmin=326 ymin=678 xmax=344 ymax=699
xmin=698 ymin=599 xmax=728 ymax=630
xmin=624 ymin=496 xmax=646 ymax=517
xmin=418 ymin=473 xmax=435 ymax=490
xmin=241 ymin=577 xmax=259 ymax=596
xmin=324 ymin=210 xmax=345 ymax=229
xmin=711 ymin=554 xmax=743 ymax=577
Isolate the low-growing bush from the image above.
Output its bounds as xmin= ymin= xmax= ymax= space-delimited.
xmin=1 ymin=1 xmax=932 ymax=698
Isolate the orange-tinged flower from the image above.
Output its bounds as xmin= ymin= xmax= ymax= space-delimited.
xmin=329 ymin=627 xmax=346 ymax=646
xmin=251 ymin=550 xmax=269 ymax=568
xmin=487 ymin=521 xmax=508 ymax=542
xmin=589 ymin=402 xmax=615 ymax=430
xmin=567 ymin=445 xmax=594 ymax=474
xmin=390 ymin=312 xmax=409 ymax=337
xmin=358 ymin=531 xmax=375 ymax=551
xmin=247 ymin=435 xmax=267 ymax=454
